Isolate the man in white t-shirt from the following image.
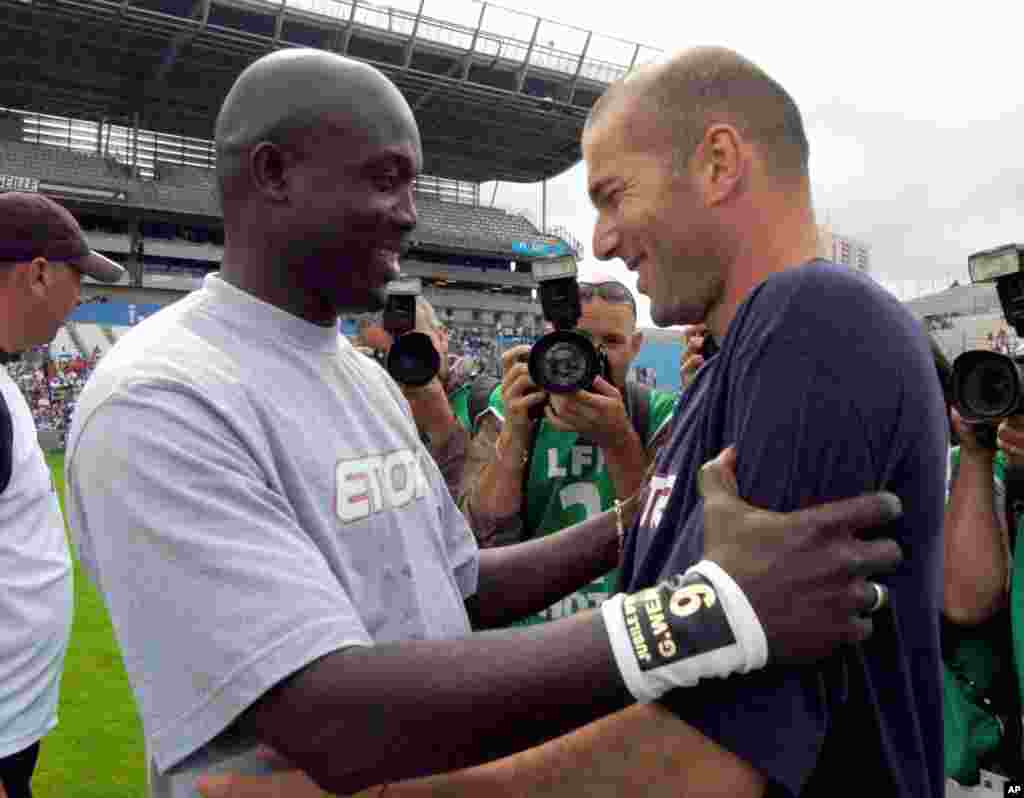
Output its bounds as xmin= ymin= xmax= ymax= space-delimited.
xmin=66 ymin=49 xmax=906 ymax=798
xmin=0 ymin=192 xmax=124 ymax=798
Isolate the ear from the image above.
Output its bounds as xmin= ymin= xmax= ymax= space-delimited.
xmin=249 ymin=141 xmax=292 ymax=203
xmin=694 ymin=123 xmax=745 ymax=207
xmin=22 ymin=257 xmax=51 ymax=299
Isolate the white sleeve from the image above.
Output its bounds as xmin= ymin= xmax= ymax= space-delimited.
xmin=66 ymin=385 xmax=372 ymax=774
xmin=372 ymin=362 xmax=479 ymax=597
xmin=438 ymin=468 xmax=480 ymax=599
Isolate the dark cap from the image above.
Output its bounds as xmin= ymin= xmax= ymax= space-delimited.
xmin=0 ymin=192 xmax=125 ymax=283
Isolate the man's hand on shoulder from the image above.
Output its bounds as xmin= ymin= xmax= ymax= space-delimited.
xmin=697 ymin=446 xmax=904 ymax=663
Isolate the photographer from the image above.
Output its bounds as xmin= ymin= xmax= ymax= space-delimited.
xmin=462 ymin=275 xmax=677 ymax=620
xmin=377 ymin=295 xmax=492 ymax=503
xmin=945 ymin=411 xmax=1012 ymax=627
xmin=939 ymin=335 xmax=1024 ymax=787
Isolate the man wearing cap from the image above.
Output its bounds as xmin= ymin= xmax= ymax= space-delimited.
xmin=0 ymin=192 xmax=123 ymax=798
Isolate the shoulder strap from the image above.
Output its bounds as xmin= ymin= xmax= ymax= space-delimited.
xmin=625 ymin=379 xmax=651 ymax=446
xmin=0 ymin=389 xmax=12 ymax=495
xmin=467 ymin=375 xmax=501 ymax=435
xmin=995 ymin=464 xmax=1024 ymax=778
xmin=520 ymin=416 xmax=544 ymax=540
xmin=1005 ymin=464 xmax=1024 ymax=558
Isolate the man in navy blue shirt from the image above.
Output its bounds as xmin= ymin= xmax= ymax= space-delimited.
xmin=585 ymin=47 xmax=945 ymax=797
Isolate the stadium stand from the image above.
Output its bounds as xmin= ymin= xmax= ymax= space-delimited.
xmin=903 ymin=283 xmax=1018 ymax=359
xmin=0 ymin=133 xmax=550 ymax=253
xmin=0 ymin=0 xmax=666 ymax=417
xmin=411 ymin=193 xmax=542 ymax=249
xmin=0 ymin=138 xmax=132 ymax=193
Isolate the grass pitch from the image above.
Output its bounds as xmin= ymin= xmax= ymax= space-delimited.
xmin=32 ymin=452 xmax=146 ymax=798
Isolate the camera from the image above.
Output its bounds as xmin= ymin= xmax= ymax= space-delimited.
xmin=381 ymin=277 xmax=440 ymax=387
xmin=528 ymin=255 xmax=610 ymax=394
xmin=951 ymin=245 xmax=1024 ymax=447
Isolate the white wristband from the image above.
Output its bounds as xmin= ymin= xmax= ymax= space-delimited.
xmin=601 ymin=559 xmax=768 ymax=703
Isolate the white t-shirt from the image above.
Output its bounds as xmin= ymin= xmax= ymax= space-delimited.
xmin=65 ymin=274 xmax=479 ymax=797
xmin=0 ymin=366 xmax=72 ymax=758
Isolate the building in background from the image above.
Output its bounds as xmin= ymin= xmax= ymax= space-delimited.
xmin=817 ymin=223 xmax=871 ymax=272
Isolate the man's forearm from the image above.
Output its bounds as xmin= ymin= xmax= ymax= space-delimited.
xmin=944 ymin=449 xmax=1008 ymax=624
xmin=602 ymin=426 xmax=651 ymax=505
xmin=467 ymin=502 xmax=629 ymax=629
xmin=428 ymin=423 xmax=470 ymax=503
xmin=382 ymin=703 xmax=763 ymax=798
xmin=470 ymin=427 xmax=528 ymax=521
xmin=240 ymin=614 xmax=633 ymax=797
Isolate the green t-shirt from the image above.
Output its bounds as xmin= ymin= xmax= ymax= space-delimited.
xmin=489 ymin=384 xmax=677 ymax=625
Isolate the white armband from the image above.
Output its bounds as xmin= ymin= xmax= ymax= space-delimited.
xmin=601 ymin=560 xmax=769 ymax=703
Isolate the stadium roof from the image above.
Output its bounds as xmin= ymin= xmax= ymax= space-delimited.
xmin=0 ymin=0 xmax=661 ymax=184
xmin=903 ymin=282 xmax=1001 ymax=318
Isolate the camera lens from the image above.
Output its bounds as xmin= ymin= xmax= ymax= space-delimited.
xmin=542 ymin=342 xmax=589 ymax=389
xmin=954 ymin=351 xmax=1020 ymax=419
xmin=964 ymin=362 xmax=1015 ymax=416
xmin=529 ymin=330 xmax=601 ymax=394
xmin=386 ymin=332 xmax=440 ymax=387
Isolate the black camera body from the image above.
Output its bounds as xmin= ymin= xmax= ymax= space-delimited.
xmin=951 ymin=245 xmax=1024 ymax=447
xmin=381 ymin=277 xmax=440 ymax=387
xmin=528 ymin=256 xmax=610 ymax=394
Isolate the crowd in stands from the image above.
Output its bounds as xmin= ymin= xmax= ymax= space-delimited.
xmin=9 ymin=344 xmax=101 ymax=447
xmin=447 ymin=327 xmax=501 ymax=374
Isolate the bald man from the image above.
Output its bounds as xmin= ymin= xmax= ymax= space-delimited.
xmin=66 ymin=48 xmax=906 ymax=798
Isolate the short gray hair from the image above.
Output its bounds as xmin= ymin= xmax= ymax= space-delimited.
xmin=587 ymin=47 xmax=809 ymax=183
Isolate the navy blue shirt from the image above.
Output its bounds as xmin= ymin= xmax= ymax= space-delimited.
xmin=623 ymin=261 xmax=946 ymax=797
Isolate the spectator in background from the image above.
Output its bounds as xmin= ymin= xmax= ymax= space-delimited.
xmin=942 ymin=327 xmax=1024 ymax=786
xmin=996 ymin=328 xmax=1010 ymax=355
xmin=461 ymin=275 xmax=677 ymax=619
xmin=679 ymin=323 xmax=710 ymax=390
xmin=0 ymin=192 xmax=123 ymax=798
xmin=376 ymin=296 xmax=495 ymax=502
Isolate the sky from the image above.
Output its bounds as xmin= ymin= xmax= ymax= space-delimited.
xmin=381 ymin=0 xmax=1024 ymax=327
